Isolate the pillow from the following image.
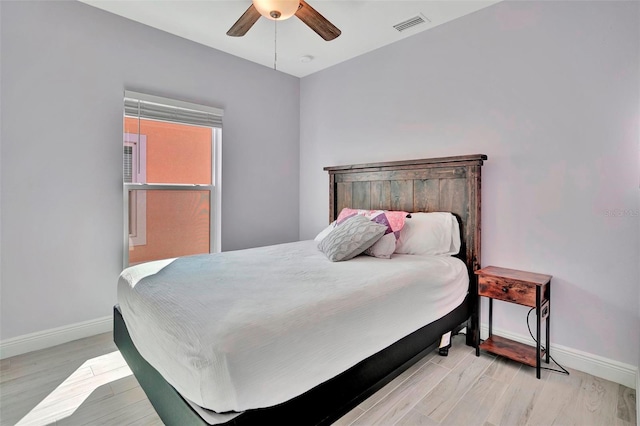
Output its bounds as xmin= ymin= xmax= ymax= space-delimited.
xmin=394 ymin=212 xmax=461 ymax=256
xmin=364 ymin=233 xmax=397 ymax=259
xmin=314 ymin=221 xmax=336 ymax=242
xmin=318 ymin=215 xmax=387 ymax=262
xmin=336 ymin=208 xmax=407 ymax=258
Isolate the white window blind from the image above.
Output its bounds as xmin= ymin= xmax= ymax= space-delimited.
xmin=124 ymin=90 xmax=223 ymax=128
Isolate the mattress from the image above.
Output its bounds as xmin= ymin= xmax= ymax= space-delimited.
xmin=117 ymin=240 xmax=468 ymax=414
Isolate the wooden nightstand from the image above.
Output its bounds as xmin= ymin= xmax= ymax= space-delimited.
xmin=474 ymin=266 xmax=552 ymax=379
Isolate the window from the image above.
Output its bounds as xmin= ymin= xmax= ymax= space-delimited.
xmin=123 ymin=91 xmax=222 ymax=267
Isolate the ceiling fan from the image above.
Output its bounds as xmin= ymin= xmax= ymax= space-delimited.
xmin=227 ymin=0 xmax=341 ymax=41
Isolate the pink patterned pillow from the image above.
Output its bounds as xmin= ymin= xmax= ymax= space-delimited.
xmin=336 ymin=208 xmax=407 ymax=258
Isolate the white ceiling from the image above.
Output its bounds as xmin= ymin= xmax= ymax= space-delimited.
xmin=79 ymin=0 xmax=500 ymax=77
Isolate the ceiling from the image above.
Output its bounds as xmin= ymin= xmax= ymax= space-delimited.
xmin=79 ymin=0 xmax=500 ymax=78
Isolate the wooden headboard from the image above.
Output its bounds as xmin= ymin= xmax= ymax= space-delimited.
xmin=324 ymin=154 xmax=487 ymax=275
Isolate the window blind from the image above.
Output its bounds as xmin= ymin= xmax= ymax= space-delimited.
xmin=124 ymin=90 xmax=223 ymax=128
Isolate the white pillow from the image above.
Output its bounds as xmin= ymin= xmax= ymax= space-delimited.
xmin=364 ymin=233 xmax=397 ymax=259
xmin=394 ymin=212 xmax=461 ymax=256
xmin=314 ymin=221 xmax=336 ymax=242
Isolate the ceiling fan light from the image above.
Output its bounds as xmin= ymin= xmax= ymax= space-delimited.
xmin=252 ymin=0 xmax=299 ymax=20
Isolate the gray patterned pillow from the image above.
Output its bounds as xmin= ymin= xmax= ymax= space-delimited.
xmin=318 ymin=215 xmax=387 ymax=262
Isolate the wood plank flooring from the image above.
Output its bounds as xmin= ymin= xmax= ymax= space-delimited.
xmin=0 ymin=333 xmax=635 ymax=425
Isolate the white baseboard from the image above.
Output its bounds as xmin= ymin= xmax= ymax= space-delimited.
xmin=0 ymin=316 xmax=113 ymax=359
xmin=0 ymin=317 xmax=636 ymax=391
xmin=480 ymin=324 xmax=637 ymax=389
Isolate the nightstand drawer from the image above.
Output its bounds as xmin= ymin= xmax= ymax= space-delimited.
xmin=478 ymin=275 xmax=537 ymax=307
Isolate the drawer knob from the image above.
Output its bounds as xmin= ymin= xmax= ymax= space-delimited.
xmin=502 ymin=286 xmax=509 ymax=293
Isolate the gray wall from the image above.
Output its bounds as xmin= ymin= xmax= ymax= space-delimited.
xmin=0 ymin=1 xmax=300 ymax=340
xmin=300 ymin=1 xmax=639 ymax=365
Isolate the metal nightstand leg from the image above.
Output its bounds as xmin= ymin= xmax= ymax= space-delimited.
xmin=476 ymin=293 xmax=481 ymax=356
xmin=488 ymin=298 xmax=493 ymax=338
xmin=536 ymin=286 xmax=541 ymax=379
xmin=546 ymin=284 xmax=551 ymax=363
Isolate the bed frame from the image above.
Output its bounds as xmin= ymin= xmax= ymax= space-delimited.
xmin=114 ymin=154 xmax=487 ymax=425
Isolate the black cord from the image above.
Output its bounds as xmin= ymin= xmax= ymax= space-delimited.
xmin=526 ymin=307 xmax=569 ymax=375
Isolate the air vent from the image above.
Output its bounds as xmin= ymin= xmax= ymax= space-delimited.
xmin=393 ymin=14 xmax=430 ymax=32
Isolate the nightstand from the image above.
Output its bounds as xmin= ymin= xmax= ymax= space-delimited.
xmin=474 ymin=266 xmax=552 ymax=379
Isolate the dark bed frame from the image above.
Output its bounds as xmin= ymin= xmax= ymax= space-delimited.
xmin=114 ymin=154 xmax=487 ymax=425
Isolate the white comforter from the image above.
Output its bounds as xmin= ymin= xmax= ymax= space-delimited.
xmin=118 ymin=240 xmax=468 ymax=413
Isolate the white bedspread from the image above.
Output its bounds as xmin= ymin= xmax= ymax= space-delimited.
xmin=117 ymin=240 xmax=468 ymax=413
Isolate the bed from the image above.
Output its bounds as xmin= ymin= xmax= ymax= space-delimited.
xmin=113 ymin=154 xmax=487 ymax=425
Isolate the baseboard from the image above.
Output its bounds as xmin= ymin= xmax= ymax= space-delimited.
xmin=1 ymin=318 xmax=635 ymax=391
xmin=480 ymin=324 xmax=637 ymax=389
xmin=0 ymin=316 xmax=113 ymax=359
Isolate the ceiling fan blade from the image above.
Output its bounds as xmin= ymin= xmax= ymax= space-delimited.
xmin=295 ymin=0 xmax=341 ymax=41
xmin=227 ymin=4 xmax=261 ymax=37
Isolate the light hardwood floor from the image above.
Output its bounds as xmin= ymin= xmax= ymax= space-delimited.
xmin=0 ymin=333 xmax=636 ymax=425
